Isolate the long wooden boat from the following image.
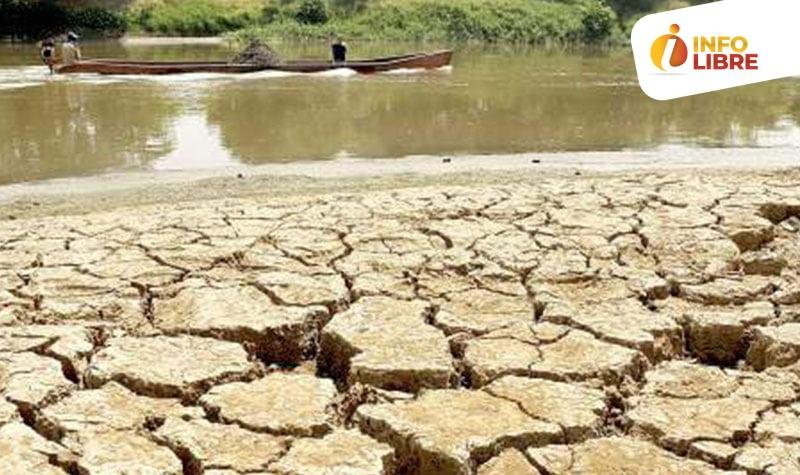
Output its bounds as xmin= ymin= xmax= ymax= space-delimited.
xmin=54 ymin=50 xmax=453 ymax=75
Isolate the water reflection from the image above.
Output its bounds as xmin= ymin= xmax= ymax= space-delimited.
xmin=0 ymin=80 xmax=177 ymax=184
xmin=206 ymin=49 xmax=800 ymax=162
xmin=0 ymin=42 xmax=799 ymax=185
xmin=152 ymin=113 xmax=237 ymax=171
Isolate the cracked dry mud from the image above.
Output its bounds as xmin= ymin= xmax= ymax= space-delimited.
xmin=1 ymin=169 xmax=800 ymax=474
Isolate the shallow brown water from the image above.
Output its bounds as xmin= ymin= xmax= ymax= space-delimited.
xmin=1 ymin=40 xmax=799 ymax=185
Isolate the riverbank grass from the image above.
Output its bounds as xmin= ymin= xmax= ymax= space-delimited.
xmin=233 ymin=0 xmax=618 ymax=44
xmin=1 ymin=0 xmax=619 ymax=44
xmin=128 ymin=0 xmax=263 ymax=36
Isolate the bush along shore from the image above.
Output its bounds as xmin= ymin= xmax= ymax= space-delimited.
xmin=233 ymin=0 xmax=618 ymax=44
xmin=2 ymin=0 xmax=619 ymax=44
xmin=0 ymin=0 xmax=127 ymax=39
xmin=0 ymin=0 xmax=711 ymax=44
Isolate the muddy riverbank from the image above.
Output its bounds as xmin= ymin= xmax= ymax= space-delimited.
xmin=2 ymin=165 xmax=800 ymax=472
xmin=1 ymin=150 xmax=799 ymax=219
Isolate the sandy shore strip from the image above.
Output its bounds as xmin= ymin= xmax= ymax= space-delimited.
xmin=1 ymin=165 xmax=800 ymax=473
xmin=1 ymin=147 xmax=799 ymax=218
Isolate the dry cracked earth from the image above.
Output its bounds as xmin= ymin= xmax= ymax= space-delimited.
xmin=2 ymin=170 xmax=800 ymax=474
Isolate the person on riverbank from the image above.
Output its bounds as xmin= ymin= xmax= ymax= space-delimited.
xmin=40 ymin=38 xmax=56 ymax=73
xmin=61 ymin=31 xmax=82 ymax=66
xmin=331 ymin=37 xmax=347 ymax=64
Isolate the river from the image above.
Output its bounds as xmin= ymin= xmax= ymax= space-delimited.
xmin=1 ymin=40 xmax=799 ymax=185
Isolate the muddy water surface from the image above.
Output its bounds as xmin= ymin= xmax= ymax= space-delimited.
xmin=1 ymin=40 xmax=799 ymax=185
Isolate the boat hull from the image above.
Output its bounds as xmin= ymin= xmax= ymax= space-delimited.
xmin=54 ymin=50 xmax=453 ymax=75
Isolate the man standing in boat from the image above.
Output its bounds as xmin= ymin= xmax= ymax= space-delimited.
xmin=331 ymin=36 xmax=347 ymax=64
xmin=61 ymin=31 xmax=82 ymax=66
xmin=40 ymin=38 xmax=56 ymax=73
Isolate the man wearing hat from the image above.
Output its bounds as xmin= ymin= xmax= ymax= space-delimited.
xmin=62 ymin=31 xmax=82 ymax=66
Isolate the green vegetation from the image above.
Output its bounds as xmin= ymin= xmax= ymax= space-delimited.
xmin=234 ymin=0 xmax=618 ymax=44
xmin=294 ymin=0 xmax=330 ymax=25
xmin=605 ymin=0 xmax=708 ymax=18
xmin=0 ymin=0 xmax=127 ymax=38
xmin=129 ymin=0 xmax=262 ymax=36
xmin=0 ymin=0 xmax=710 ymax=42
xmin=606 ymin=0 xmax=709 ymax=33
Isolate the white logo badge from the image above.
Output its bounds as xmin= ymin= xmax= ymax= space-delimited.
xmin=632 ymin=0 xmax=797 ymax=100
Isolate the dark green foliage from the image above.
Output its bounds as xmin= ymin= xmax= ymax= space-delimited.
xmin=579 ymin=0 xmax=615 ymax=42
xmin=70 ymin=8 xmax=127 ymax=35
xmin=603 ymin=0 xmax=711 ymax=19
xmin=262 ymin=4 xmax=284 ymax=23
xmin=239 ymin=0 xmax=619 ymax=44
xmin=330 ymin=0 xmax=368 ymax=13
xmin=0 ymin=0 xmax=126 ymax=39
xmin=0 ymin=0 xmax=688 ymax=43
xmin=133 ymin=0 xmax=261 ymax=36
xmin=294 ymin=0 xmax=329 ymax=25
xmin=603 ymin=0 xmax=658 ymax=19
xmin=0 ymin=0 xmax=69 ymax=38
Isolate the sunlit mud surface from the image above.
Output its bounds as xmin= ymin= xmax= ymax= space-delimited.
xmin=1 ymin=168 xmax=799 ymax=473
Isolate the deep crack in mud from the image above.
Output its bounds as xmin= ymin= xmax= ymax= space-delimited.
xmin=1 ymin=169 xmax=800 ymax=473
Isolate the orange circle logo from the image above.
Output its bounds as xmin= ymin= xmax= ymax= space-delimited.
xmin=651 ymin=24 xmax=689 ymax=71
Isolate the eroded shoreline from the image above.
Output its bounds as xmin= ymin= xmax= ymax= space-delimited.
xmin=2 ymin=148 xmax=799 ymax=219
xmin=2 ymin=166 xmax=800 ymax=473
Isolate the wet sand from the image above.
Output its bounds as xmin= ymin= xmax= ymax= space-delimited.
xmin=1 ymin=149 xmax=798 ymax=218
